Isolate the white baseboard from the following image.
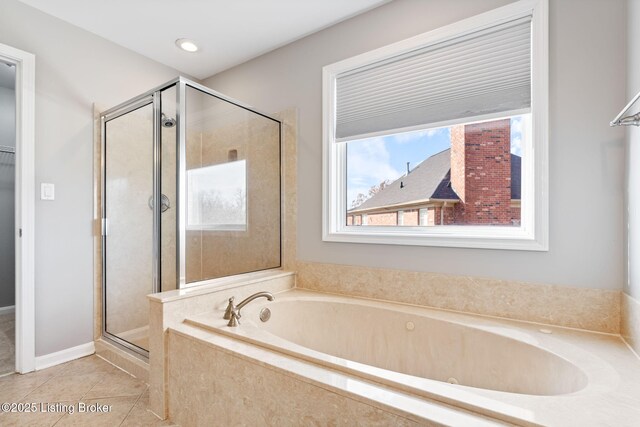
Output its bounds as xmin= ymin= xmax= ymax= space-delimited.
xmin=35 ymin=342 xmax=95 ymax=371
xmin=0 ymin=305 xmax=15 ymax=315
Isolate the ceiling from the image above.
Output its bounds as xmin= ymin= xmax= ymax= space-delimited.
xmin=19 ymin=0 xmax=389 ymax=79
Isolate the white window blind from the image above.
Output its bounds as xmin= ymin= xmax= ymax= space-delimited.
xmin=335 ymin=16 xmax=532 ymax=142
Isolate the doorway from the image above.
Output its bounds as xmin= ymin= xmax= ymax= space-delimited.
xmin=0 ymin=42 xmax=35 ymax=375
xmin=0 ymin=60 xmax=15 ymax=375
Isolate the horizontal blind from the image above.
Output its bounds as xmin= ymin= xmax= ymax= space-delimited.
xmin=335 ymin=16 xmax=532 ymax=141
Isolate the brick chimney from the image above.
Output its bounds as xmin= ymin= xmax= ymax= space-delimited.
xmin=450 ymin=119 xmax=512 ymax=225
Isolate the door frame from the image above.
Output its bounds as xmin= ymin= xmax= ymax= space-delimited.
xmin=0 ymin=43 xmax=36 ymax=374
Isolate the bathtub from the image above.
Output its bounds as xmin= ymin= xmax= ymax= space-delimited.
xmin=183 ymin=289 xmax=640 ymax=426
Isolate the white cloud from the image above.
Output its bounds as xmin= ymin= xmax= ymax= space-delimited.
xmin=510 ymin=116 xmax=523 ymax=156
xmin=511 ymin=116 xmax=523 ymax=134
xmin=392 ymin=126 xmax=448 ymax=144
xmin=511 ymin=136 xmax=522 ymax=156
xmin=346 ymin=137 xmax=403 ymax=206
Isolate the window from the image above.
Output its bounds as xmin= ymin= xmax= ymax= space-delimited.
xmin=323 ymin=0 xmax=548 ymax=250
xmin=187 ymin=160 xmax=247 ymax=231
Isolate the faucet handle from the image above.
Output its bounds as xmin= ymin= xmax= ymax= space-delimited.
xmin=227 ymin=308 xmax=241 ymax=327
xmin=223 ymin=297 xmax=235 ymax=320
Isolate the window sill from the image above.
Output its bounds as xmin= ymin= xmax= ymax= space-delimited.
xmin=323 ymin=226 xmax=548 ymax=251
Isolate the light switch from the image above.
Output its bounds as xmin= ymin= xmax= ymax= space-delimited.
xmin=41 ymin=183 xmax=55 ymax=201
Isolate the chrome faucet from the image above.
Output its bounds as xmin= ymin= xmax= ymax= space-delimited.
xmin=223 ymin=291 xmax=274 ymax=327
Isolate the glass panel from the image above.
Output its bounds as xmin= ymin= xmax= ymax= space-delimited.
xmin=185 ymin=86 xmax=280 ymax=283
xmin=104 ymin=102 xmax=153 ymax=352
xmin=346 ymin=114 xmax=528 ymax=228
xmin=160 ymin=86 xmax=177 ymax=291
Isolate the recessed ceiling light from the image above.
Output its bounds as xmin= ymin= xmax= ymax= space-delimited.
xmin=175 ymin=38 xmax=199 ymax=53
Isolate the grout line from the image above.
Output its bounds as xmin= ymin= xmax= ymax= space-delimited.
xmin=621 ymin=335 xmax=640 ymax=361
xmin=95 ymin=354 xmax=148 ymax=382
xmin=118 ymin=384 xmax=148 ymax=426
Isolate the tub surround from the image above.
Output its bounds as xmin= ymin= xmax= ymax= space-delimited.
xmin=174 ymin=289 xmax=640 ymax=426
xmin=148 ymin=269 xmax=296 ymax=418
xmin=622 ymin=293 xmax=640 ymax=357
xmin=167 ymin=324 xmax=510 ymax=427
xmin=295 ymin=261 xmax=620 ymax=334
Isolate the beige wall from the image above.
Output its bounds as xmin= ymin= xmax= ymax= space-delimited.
xmin=0 ymin=0 xmax=183 ymax=356
xmin=203 ymin=0 xmax=626 ymax=292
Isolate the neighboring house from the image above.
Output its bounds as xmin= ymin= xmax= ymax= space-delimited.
xmin=347 ymin=119 xmax=521 ymax=227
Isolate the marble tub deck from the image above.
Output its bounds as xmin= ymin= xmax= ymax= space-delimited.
xmin=0 ymin=355 xmax=175 ymax=426
xmin=171 ymin=290 xmax=640 ymax=427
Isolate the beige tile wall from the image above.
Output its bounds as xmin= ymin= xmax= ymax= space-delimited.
xmin=166 ymin=329 xmax=424 ymax=427
xmin=622 ymin=293 xmax=640 ymax=357
xmin=184 ymin=95 xmax=281 ymax=283
xmin=295 ymin=261 xmax=621 ymax=334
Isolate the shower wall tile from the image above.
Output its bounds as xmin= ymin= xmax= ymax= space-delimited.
xmin=185 ymin=112 xmax=281 ymax=283
xmin=277 ymin=109 xmax=298 ymax=271
xmin=102 ymin=108 xmax=154 ymax=338
xmin=296 ymin=261 xmax=621 ymax=334
xmin=93 ymin=105 xmax=103 ymax=341
xmin=161 ymin=123 xmax=177 ymax=292
xmin=622 ymin=293 xmax=640 ymax=357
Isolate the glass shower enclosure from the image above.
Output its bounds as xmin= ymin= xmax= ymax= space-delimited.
xmin=100 ymin=77 xmax=281 ymax=356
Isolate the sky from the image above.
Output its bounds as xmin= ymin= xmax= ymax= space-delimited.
xmin=346 ymin=115 xmax=527 ymax=207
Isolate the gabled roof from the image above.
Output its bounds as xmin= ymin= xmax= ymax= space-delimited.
xmin=349 ymin=149 xmax=521 ymax=213
xmin=350 ymin=149 xmax=458 ymax=213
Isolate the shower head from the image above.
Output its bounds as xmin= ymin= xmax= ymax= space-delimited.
xmin=161 ymin=113 xmax=176 ymax=128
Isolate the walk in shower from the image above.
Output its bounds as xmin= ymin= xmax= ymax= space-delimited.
xmin=100 ymin=77 xmax=281 ymax=356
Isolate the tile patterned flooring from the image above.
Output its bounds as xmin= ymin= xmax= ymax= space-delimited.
xmin=0 ymin=355 xmax=177 ymax=426
xmin=0 ymin=312 xmax=15 ymax=375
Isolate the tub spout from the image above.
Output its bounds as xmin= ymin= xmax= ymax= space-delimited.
xmin=224 ymin=292 xmax=274 ymax=327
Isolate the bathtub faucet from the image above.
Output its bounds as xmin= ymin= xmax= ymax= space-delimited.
xmin=223 ymin=292 xmax=275 ymax=327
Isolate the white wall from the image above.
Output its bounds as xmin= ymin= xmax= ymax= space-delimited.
xmin=0 ymin=0 xmax=182 ymax=356
xmin=626 ymin=0 xmax=640 ymax=299
xmin=203 ymin=0 xmax=627 ymax=291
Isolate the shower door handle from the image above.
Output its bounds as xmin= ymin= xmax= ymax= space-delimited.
xmin=148 ymin=194 xmax=171 ymax=213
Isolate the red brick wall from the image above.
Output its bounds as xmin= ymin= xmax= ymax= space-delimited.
xmin=451 ymin=119 xmax=513 ymax=225
xmin=402 ymin=210 xmax=419 ymax=226
xmin=367 ymin=212 xmax=398 ymax=225
xmin=510 ymin=206 xmax=521 ymax=225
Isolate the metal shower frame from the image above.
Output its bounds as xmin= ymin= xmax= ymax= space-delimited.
xmin=100 ymin=76 xmax=282 ymax=357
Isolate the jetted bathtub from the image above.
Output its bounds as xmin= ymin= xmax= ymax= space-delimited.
xmin=183 ymin=289 xmax=640 ymax=426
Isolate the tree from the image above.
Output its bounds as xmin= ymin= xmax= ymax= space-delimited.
xmin=351 ymin=179 xmax=390 ymax=208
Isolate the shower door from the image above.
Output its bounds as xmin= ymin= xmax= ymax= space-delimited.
xmin=102 ymin=99 xmax=156 ymax=354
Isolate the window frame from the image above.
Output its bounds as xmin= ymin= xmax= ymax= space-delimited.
xmin=322 ymin=0 xmax=548 ymax=251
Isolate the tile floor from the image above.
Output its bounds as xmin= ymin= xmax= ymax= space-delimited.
xmin=0 ymin=312 xmax=15 ymax=375
xmin=0 ymin=354 xmax=177 ymax=426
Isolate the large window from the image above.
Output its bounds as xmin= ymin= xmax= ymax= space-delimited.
xmin=323 ymin=0 xmax=548 ymax=250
